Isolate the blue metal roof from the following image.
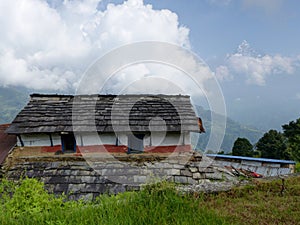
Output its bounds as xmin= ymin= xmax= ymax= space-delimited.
xmin=206 ymin=154 xmax=296 ymax=164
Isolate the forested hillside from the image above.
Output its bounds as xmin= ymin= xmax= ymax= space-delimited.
xmin=193 ymin=105 xmax=263 ymax=153
xmin=0 ymin=87 xmax=29 ymax=124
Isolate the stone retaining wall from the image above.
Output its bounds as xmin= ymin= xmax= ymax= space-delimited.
xmin=2 ymin=152 xmax=237 ymax=200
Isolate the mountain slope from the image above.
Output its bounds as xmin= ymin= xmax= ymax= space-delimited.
xmin=192 ymin=105 xmax=263 ymax=153
xmin=0 ymin=87 xmax=29 ymax=124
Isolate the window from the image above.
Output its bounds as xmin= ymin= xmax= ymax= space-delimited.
xmin=127 ymin=133 xmax=145 ymax=154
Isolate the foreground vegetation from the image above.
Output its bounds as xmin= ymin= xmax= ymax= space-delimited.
xmin=0 ymin=176 xmax=300 ymax=225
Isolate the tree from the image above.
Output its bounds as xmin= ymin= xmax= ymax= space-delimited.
xmin=232 ymin=137 xmax=253 ymax=157
xmin=283 ymin=118 xmax=300 ymax=161
xmin=256 ymin=130 xmax=289 ymax=160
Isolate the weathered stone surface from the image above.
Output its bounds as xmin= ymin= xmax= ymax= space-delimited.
xmin=189 ymin=167 xmax=198 ymax=173
xmin=205 ymin=172 xmax=224 ymax=180
xmin=174 ymin=176 xmax=188 ymax=184
xmin=180 ymin=169 xmax=193 ymax=177
xmin=192 ymin=172 xmax=202 ymax=180
xmin=2 ymin=152 xmax=240 ymax=200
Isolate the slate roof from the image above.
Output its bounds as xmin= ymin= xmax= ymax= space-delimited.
xmin=6 ymin=94 xmax=201 ymax=134
xmin=206 ymin=154 xmax=296 ymax=165
xmin=0 ymin=124 xmax=16 ymax=164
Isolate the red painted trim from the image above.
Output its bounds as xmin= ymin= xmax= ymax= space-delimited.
xmin=40 ymin=144 xmax=192 ymax=154
xmin=41 ymin=145 xmax=62 ymax=152
xmin=144 ymin=145 xmax=192 ymax=153
xmin=77 ymin=145 xmax=128 ymax=153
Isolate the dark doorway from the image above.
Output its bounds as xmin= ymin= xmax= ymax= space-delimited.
xmin=128 ymin=133 xmax=145 ymax=154
xmin=61 ymin=133 xmax=76 ymax=152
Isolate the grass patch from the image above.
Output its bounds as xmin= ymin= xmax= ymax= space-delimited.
xmin=201 ymin=176 xmax=300 ymax=225
xmin=1 ymin=176 xmax=300 ymax=224
xmin=0 ymin=178 xmax=228 ymax=225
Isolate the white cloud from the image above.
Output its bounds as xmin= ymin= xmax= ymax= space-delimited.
xmin=296 ymin=93 xmax=300 ymax=100
xmin=216 ymin=41 xmax=297 ymax=85
xmin=0 ymin=0 xmax=190 ymax=91
xmin=215 ymin=65 xmax=232 ymax=81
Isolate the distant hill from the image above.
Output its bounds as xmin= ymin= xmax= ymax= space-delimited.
xmin=192 ymin=105 xmax=263 ymax=153
xmin=0 ymin=87 xmax=29 ymax=124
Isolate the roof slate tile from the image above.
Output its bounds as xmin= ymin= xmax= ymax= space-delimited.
xmin=6 ymin=94 xmax=200 ymax=134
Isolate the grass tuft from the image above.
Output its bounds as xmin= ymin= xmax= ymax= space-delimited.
xmin=1 ymin=176 xmax=299 ymax=225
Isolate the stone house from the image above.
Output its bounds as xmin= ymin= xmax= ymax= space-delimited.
xmin=6 ymin=94 xmax=204 ymax=154
xmin=207 ymin=154 xmax=296 ymax=177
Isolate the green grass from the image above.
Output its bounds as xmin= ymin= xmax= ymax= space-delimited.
xmin=0 ymin=178 xmax=228 ymax=225
xmin=1 ymin=176 xmax=300 ymax=225
xmin=295 ymin=162 xmax=300 ymax=172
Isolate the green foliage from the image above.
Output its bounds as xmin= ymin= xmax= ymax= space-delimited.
xmin=0 ymin=178 xmax=228 ymax=225
xmin=283 ymin=118 xmax=300 ymax=161
xmin=0 ymin=178 xmax=65 ymax=223
xmin=232 ymin=137 xmax=253 ymax=157
xmin=295 ymin=163 xmax=300 ymax=173
xmin=1 ymin=177 xmax=300 ymax=225
xmin=256 ymin=129 xmax=290 ymax=160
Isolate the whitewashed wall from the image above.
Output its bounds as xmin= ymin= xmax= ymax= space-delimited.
xmin=77 ymin=132 xmax=190 ymax=147
xmin=77 ymin=133 xmax=117 ymax=146
xmin=18 ymin=132 xmax=191 ymax=147
xmin=144 ymin=132 xmax=190 ymax=146
xmin=19 ymin=134 xmax=61 ymax=146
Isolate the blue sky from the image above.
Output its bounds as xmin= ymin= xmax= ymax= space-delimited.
xmin=0 ymin=0 xmax=299 ymax=130
xmin=144 ymin=0 xmax=300 ymax=57
xmin=142 ymin=0 xmax=300 ymax=130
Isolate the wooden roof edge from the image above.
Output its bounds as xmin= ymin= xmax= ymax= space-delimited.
xmin=30 ymin=93 xmax=191 ymax=99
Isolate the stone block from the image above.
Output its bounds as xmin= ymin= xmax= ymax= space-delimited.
xmin=68 ymin=183 xmax=85 ymax=193
xmin=107 ymin=175 xmax=134 ymax=184
xmin=94 ymin=176 xmax=109 ymax=184
xmin=54 ymin=183 xmax=69 ymax=194
xmin=70 ymin=170 xmax=79 ymax=176
xmin=105 ymin=163 xmax=127 ymax=169
xmin=133 ymin=175 xmax=147 ymax=183
xmin=187 ymin=177 xmax=198 ymax=185
xmin=180 ymin=169 xmax=192 ymax=177
xmin=172 ymin=164 xmax=184 ymax=169
xmin=44 ymin=169 xmax=57 ymax=176
xmin=166 ymin=168 xmax=180 ymax=176
xmin=198 ymin=167 xmax=214 ymax=173
xmin=85 ymin=183 xmax=107 ymax=193
xmin=108 ymin=184 xmax=127 ymax=195
xmin=189 ymin=167 xmax=198 ymax=173
xmin=174 ymin=176 xmax=188 ymax=184
xmin=77 ymin=170 xmax=91 ymax=176
xmin=68 ymin=176 xmax=83 ymax=184
xmin=48 ymin=176 xmax=68 ymax=184
xmin=205 ymin=172 xmax=223 ymax=180
xmin=192 ymin=172 xmax=202 ymax=180
xmin=81 ymin=176 xmax=96 ymax=184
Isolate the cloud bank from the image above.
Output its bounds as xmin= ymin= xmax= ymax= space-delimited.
xmin=216 ymin=40 xmax=299 ymax=85
xmin=0 ymin=0 xmax=190 ymax=91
